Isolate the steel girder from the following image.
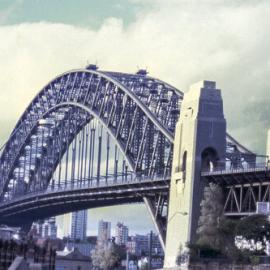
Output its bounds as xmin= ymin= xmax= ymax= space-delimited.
xmin=202 ymin=168 xmax=270 ymax=216
xmin=224 ymin=182 xmax=270 ymax=216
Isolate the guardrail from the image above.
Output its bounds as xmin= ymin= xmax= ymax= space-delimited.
xmin=201 ymin=161 xmax=270 ymax=176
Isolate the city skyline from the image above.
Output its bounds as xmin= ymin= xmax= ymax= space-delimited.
xmin=57 ymin=214 xmax=155 ymax=238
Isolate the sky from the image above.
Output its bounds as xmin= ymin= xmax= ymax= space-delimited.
xmin=0 ymin=0 xmax=270 ymax=236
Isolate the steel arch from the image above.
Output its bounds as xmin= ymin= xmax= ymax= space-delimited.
xmin=0 ymin=68 xmax=182 ymax=200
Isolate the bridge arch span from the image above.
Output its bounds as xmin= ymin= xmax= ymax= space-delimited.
xmin=0 ymin=68 xmax=182 ymax=201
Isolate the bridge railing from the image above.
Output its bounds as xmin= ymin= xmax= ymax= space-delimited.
xmin=201 ymin=160 xmax=270 ymax=176
xmin=46 ymin=172 xmax=170 ymax=191
xmin=47 ymin=172 xmax=136 ymax=191
xmin=1 ymin=172 xmax=170 ymax=205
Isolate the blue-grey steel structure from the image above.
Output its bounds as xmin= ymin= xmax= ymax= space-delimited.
xmin=0 ymin=66 xmax=268 ymax=248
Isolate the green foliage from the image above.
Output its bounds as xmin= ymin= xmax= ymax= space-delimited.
xmin=235 ymin=214 xmax=270 ymax=251
xmin=196 ymin=183 xmax=224 ymax=250
xmin=195 ymin=184 xmax=270 ymax=262
xmin=249 ymin=255 xmax=260 ymax=265
xmin=187 ymin=242 xmax=222 ymax=260
xmin=217 ymin=217 xmax=238 ymax=257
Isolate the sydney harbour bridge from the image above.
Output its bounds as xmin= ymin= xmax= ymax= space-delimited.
xmin=0 ymin=65 xmax=269 ymax=267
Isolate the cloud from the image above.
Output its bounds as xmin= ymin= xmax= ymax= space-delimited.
xmin=0 ymin=1 xmax=269 ymax=152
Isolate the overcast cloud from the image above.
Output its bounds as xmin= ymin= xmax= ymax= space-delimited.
xmin=0 ymin=0 xmax=269 ymax=152
xmin=0 ymin=0 xmax=269 ymax=234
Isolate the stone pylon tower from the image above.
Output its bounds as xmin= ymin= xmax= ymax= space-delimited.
xmin=164 ymin=81 xmax=227 ymax=268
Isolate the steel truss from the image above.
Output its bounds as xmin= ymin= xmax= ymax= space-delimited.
xmin=224 ymin=182 xmax=270 ymax=215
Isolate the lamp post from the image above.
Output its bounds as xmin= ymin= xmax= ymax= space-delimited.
xmin=148 ymin=231 xmax=153 ymax=270
xmin=126 ymin=248 xmax=129 ymax=270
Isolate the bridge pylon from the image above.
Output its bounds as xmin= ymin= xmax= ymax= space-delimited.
xmin=164 ymin=80 xmax=227 ymax=268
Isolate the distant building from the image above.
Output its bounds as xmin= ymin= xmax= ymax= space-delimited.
xmin=131 ymin=234 xmax=148 ymax=256
xmin=98 ymin=220 xmax=111 ymax=243
xmin=66 ymin=242 xmax=95 ymax=257
xmin=70 ymin=210 xmax=88 ymax=241
xmin=31 ymin=217 xmax=57 ymax=239
xmin=36 ymin=237 xmax=65 ymax=252
xmin=126 ymin=236 xmax=139 ymax=255
xmin=56 ymin=247 xmax=91 ymax=270
xmin=115 ymin=222 xmax=129 ymax=245
xmin=31 ymin=222 xmax=42 ymax=238
xmin=44 ymin=217 xmax=57 ymax=239
xmin=56 ymin=213 xmax=72 ymax=238
xmin=150 ymin=233 xmax=164 ymax=257
xmin=126 ymin=233 xmax=164 ymax=257
xmin=127 ymin=260 xmax=138 ymax=270
xmin=0 ymin=226 xmax=20 ymax=240
xmin=138 ymin=257 xmax=163 ymax=270
xmin=60 ymin=210 xmax=88 ymax=241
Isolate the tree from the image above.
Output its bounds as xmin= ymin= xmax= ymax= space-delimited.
xmin=91 ymin=241 xmax=120 ymax=270
xmin=235 ymin=214 xmax=270 ymax=253
xmin=217 ymin=217 xmax=238 ymax=259
xmin=196 ymin=183 xmax=224 ymax=250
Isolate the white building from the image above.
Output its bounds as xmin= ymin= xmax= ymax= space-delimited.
xmin=31 ymin=217 xmax=57 ymax=239
xmin=43 ymin=217 xmax=57 ymax=239
xmin=126 ymin=233 xmax=164 ymax=257
xmin=115 ymin=222 xmax=129 ymax=245
xmin=31 ymin=222 xmax=43 ymax=237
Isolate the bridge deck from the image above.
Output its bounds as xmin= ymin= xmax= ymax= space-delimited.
xmin=0 ymin=177 xmax=170 ymax=226
xmin=202 ymin=164 xmax=270 ymax=185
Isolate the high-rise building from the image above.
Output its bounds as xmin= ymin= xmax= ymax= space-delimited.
xmin=70 ymin=210 xmax=88 ymax=241
xmin=98 ymin=220 xmax=111 ymax=243
xmin=60 ymin=213 xmax=72 ymax=237
xmin=115 ymin=222 xmax=128 ymax=245
xmin=126 ymin=236 xmax=138 ymax=255
xmin=58 ymin=210 xmax=88 ymax=240
xmin=150 ymin=233 xmax=164 ymax=256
